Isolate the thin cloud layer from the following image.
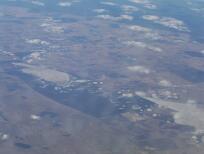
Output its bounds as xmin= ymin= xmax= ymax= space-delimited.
xmin=31 ymin=1 xmax=45 ymax=6
xmin=101 ymin=1 xmax=117 ymax=6
xmin=143 ymin=15 xmax=190 ymax=32
xmin=124 ymin=41 xmax=163 ymax=52
xmin=129 ymin=0 xmax=157 ymax=9
xmin=26 ymin=39 xmax=50 ymax=45
xmin=93 ymin=9 xmax=107 ymax=13
xmin=127 ymin=65 xmax=151 ymax=74
xmin=58 ymin=2 xmax=72 ymax=7
xmin=121 ymin=5 xmax=139 ymax=14
xmin=127 ymin=25 xmax=161 ymax=40
xmin=97 ymin=14 xmax=133 ymax=21
xmin=158 ymin=79 xmax=173 ymax=87
xmin=143 ymin=96 xmax=204 ymax=134
xmin=40 ymin=17 xmax=64 ymax=33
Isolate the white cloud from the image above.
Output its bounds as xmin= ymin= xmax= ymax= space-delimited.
xmin=142 ymin=15 xmax=189 ymax=32
xmin=159 ymin=90 xmax=178 ymax=99
xmin=26 ymin=39 xmax=50 ymax=45
xmin=144 ymin=32 xmax=161 ymax=40
xmin=1 ymin=134 xmax=9 ymax=141
xmin=0 ymin=50 xmax=15 ymax=56
xmin=148 ymin=46 xmax=163 ymax=52
xmin=127 ymin=25 xmax=151 ymax=32
xmin=101 ymin=1 xmax=117 ymax=6
xmin=29 ymin=52 xmax=41 ymax=59
xmin=127 ymin=25 xmax=161 ymax=40
xmin=58 ymin=2 xmax=72 ymax=7
xmin=159 ymin=79 xmax=172 ymax=87
xmin=121 ymin=5 xmax=139 ymax=14
xmin=30 ymin=114 xmax=41 ymax=120
xmin=97 ymin=14 xmax=133 ymax=21
xmin=93 ymin=9 xmax=107 ymax=13
xmin=41 ymin=23 xmax=64 ymax=33
xmin=120 ymin=14 xmax=133 ymax=20
xmin=142 ymin=15 xmax=160 ymax=21
xmin=129 ymin=0 xmax=149 ymax=4
xmin=124 ymin=41 xmax=147 ymax=48
xmin=40 ymin=17 xmax=65 ymax=33
xmin=122 ymin=93 xmax=134 ymax=98
xmin=24 ymin=51 xmax=45 ymax=63
xmin=135 ymin=91 xmax=146 ymax=97
xmin=129 ymin=0 xmax=157 ymax=9
xmin=31 ymin=1 xmax=45 ymax=6
xmin=142 ymin=96 xmax=204 ymax=133
xmin=144 ymin=3 xmax=157 ymax=9
xmin=124 ymin=41 xmax=162 ymax=52
xmin=127 ymin=65 xmax=150 ymax=74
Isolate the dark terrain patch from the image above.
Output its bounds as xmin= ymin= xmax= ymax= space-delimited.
xmin=15 ymin=143 xmax=32 ymax=149
xmin=35 ymin=83 xmax=116 ymax=118
xmin=165 ymin=63 xmax=204 ymax=83
xmin=185 ymin=51 xmax=204 ymax=58
xmin=40 ymin=111 xmax=58 ymax=119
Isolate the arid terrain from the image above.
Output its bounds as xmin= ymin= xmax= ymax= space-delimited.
xmin=0 ymin=0 xmax=204 ymax=153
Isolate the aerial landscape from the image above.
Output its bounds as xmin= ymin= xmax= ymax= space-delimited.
xmin=0 ymin=0 xmax=204 ymax=153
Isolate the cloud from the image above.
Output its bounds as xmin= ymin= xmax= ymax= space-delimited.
xmin=97 ymin=14 xmax=133 ymax=21
xmin=31 ymin=1 xmax=45 ymax=6
xmin=121 ymin=92 xmax=134 ymax=98
xmin=58 ymin=2 xmax=72 ymax=7
xmin=127 ymin=25 xmax=161 ymax=40
xmin=143 ymin=3 xmax=157 ymax=9
xmin=159 ymin=90 xmax=178 ymax=99
xmin=127 ymin=65 xmax=150 ymax=74
xmin=142 ymin=15 xmax=190 ymax=32
xmin=129 ymin=0 xmax=149 ymax=4
xmin=120 ymin=14 xmax=134 ymax=20
xmin=121 ymin=5 xmax=139 ymax=14
xmin=101 ymin=1 xmax=117 ymax=6
xmin=187 ymin=1 xmax=204 ymax=15
xmin=127 ymin=25 xmax=151 ymax=32
xmin=124 ymin=41 xmax=147 ymax=48
xmin=129 ymin=0 xmax=157 ymax=9
xmin=29 ymin=52 xmax=41 ymax=59
xmin=135 ymin=91 xmax=146 ymax=97
xmin=58 ymin=0 xmax=80 ymax=7
xmin=0 ymin=133 xmax=9 ymax=141
xmin=40 ymin=17 xmax=64 ymax=33
xmin=124 ymin=41 xmax=163 ymax=52
xmin=30 ymin=114 xmax=41 ymax=120
xmin=93 ymin=9 xmax=107 ymax=13
xmin=159 ymin=79 xmax=172 ymax=87
xmin=0 ymin=50 xmax=15 ymax=57
xmin=23 ymin=51 xmax=46 ymax=63
xmin=143 ymin=32 xmax=161 ymax=40
xmin=142 ymin=96 xmax=204 ymax=133
xmin=148 ymin=46 xmax=163 ymax=52
xmin=26 ymin=39 xmax=50 ymax=45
